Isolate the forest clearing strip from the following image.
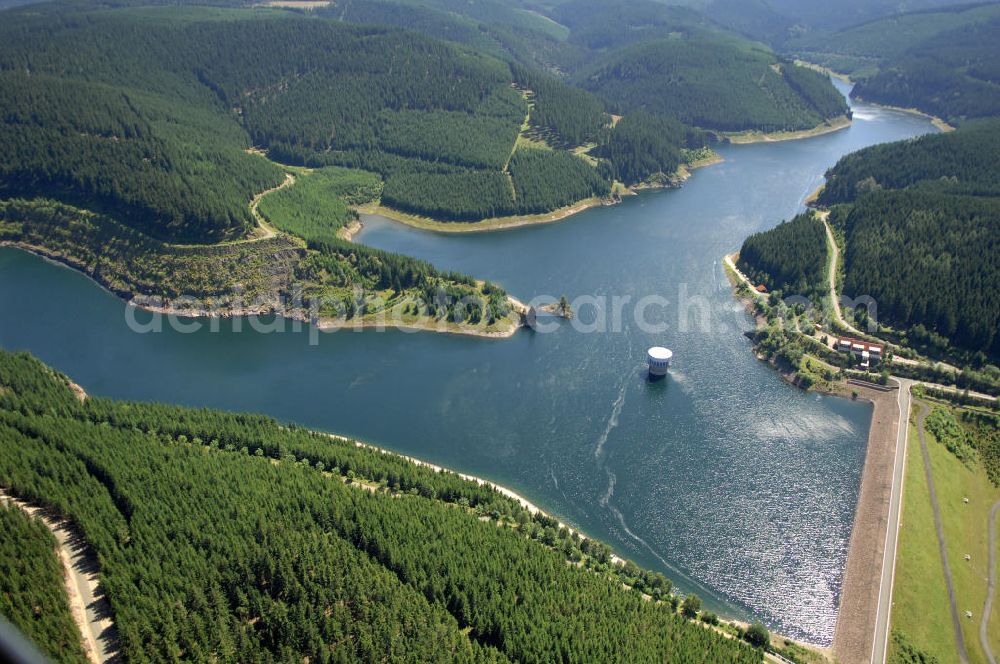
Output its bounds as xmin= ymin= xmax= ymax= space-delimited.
xmin=821 ymin=215 xmax=865 ymax=340
xmin=0 ymin=490 xmax=118 ymax=664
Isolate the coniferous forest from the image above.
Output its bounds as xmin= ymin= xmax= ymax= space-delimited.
xmin=0 ymin=503 xmax=88 ymax=664
xmin=6 ymin=1 xmax=997 ymax=660
xmin=0 ymin=0 xmax=855 ymax=242
xmin=747 ymin=120 xmax=1000 ymax=357
xmin=0 ymin=351 xmax=762 ymax=664
xmin=574 ymin=41 xmax=849 ymax=133
xmin=737 ymin=214 xmax=828 ymax=299
xmin=596 ymin=112 xmax=706 ymax=186
xmin=0 ymin=1 xmax=764 ymax=230
xmin=787 ymin=3 xmax=1000 ymax=124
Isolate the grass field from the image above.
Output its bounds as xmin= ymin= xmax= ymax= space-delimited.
xmin=889 ymin=401 xmax=1000 ymax=664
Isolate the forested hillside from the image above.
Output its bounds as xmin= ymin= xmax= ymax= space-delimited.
xmin=0 ymin=0 xmax=852 ymax=235
xmin=0 ymin=503 xmax=88 ymax=664
xmin=322 ymin=0 xmax=575 ymax=72
xmin=548 ymin=0 xmax=717 ymax=53
xmin=787 ymin=3 xmax=1000 ymax=124
xmin=328 ymin=0 xmax=849 ymax=135
xmin=595 ymin=112 xmax=706 ymax=186
xmin=662 ymin=0 xmax=985 ymax=45
xmin=737 ymin=213 xmax=828 ymax=298
xmin=850 ymin=14 xmax=1000 ymax=124
xmin=0 ymin=0 xmax=725 ymax=333
xmin=832 ymin=191 xmax=999 ymax=355
xmin=787 ymin=2 xmax=1000 ymax=78
xmin=0 ymin=351 xmax=762 ymax=663
xmin=0 ymin=3 xmax=620 ymax=230
xmin=817 ymin=119 xmax=1000 ymax=205
xmin=736 ymin=121 xmax=1000 ymax=357
xmin=819 ymin=121 xmax=1000 ymax=357
xmin=0 ymin=69 xmax=283 ymax=243
xmin=574 ymin=39 xmax=849 ymax=133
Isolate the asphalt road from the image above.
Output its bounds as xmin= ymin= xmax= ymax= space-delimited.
xmin=870 ymin=378 xmax=912 ymax=664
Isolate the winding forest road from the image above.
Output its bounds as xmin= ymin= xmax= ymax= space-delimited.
xmin=983 ymin=499 xmax=1000 ymax=664
xmin=247 ymin=172 xmax=295 ymax=241
xmin=819 ymin=215 xmax=961 ymax=372
xmin=820 ymin=214 xmax=866 ymax=339
xmin=914 ymin=402 xmax=971 ymax=664
xmin=819 ymin=214 xmax=914 ymax=362
xmin=0 ymin=491 xmax=118 ymax=663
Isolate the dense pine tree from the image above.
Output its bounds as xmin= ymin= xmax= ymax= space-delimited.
xmin=0 ymin=351 xmax=763 ymax=664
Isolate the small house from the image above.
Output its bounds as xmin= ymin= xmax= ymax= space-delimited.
xmin=837 ymin=337 xmax=884 ymax=368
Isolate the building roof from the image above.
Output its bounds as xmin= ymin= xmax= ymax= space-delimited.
xmin=837 ymin=337 xmax=884 ymax=353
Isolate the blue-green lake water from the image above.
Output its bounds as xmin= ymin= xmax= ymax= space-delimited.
xmin=0 ymin=82 xmax=937 ymax=644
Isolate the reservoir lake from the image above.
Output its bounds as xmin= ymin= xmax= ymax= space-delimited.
xmin=0 ymin=81 xmax=938 ymax=644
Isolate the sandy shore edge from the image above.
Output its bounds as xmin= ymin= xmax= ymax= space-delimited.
xmin=721 ymin=115 xmax=852 ymax=145
xmin=853 ymin=98 xmax=955 ymax=132
xmin=358 ymin=154 xmax=725 ymax=235
xmin=793 ymin=59 xmax=955 ymax=133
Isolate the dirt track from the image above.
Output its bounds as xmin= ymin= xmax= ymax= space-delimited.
xmin=0 ymin=491 xmax=119 ymax=663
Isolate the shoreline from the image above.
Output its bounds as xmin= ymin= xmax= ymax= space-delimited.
xmin=723 ymin=252 xmax=904 ymax=660
xmin=357 ymin=153 xmax=725 ymax=235
xmin=792 ymin=60 xmax=955 ymax=133
xmin=333 ymin=435 xmax=615 ymax=556
xmin=804 ymin=183 xmax=825 ymax=206
xmin=337 ymin=218 xmax=362 ymax=241
xmin=720 ymin=115 xmax=852 ymax=145
xmin=359 ymin=197 xmax=610 ymax=234
xmin=135 ymin=290 xmax=530 ymax=340
xmin=854 ymin=97 xmax=955 ymax=132
xmin=0 ymin=242 xmax=529 ymax=341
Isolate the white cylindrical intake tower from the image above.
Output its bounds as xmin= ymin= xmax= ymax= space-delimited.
xmin=647 ymin=347 xmax=672 ymax=377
